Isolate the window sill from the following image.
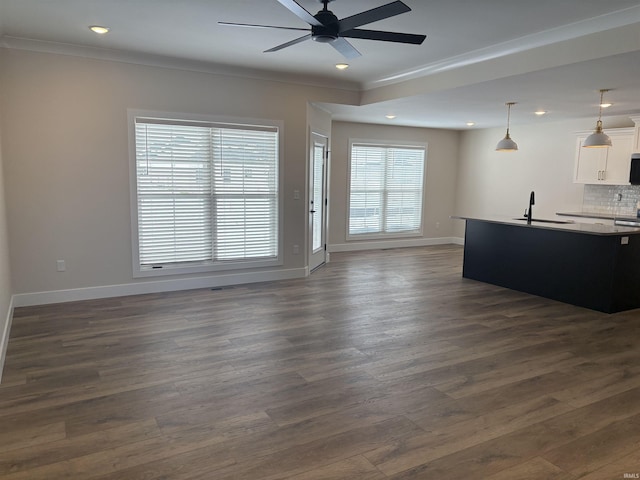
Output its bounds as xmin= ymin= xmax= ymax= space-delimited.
xmin=133 ymin=257 xmax=282 ymax=278
xmin=346 ymin=231 xmax=423 ymax=241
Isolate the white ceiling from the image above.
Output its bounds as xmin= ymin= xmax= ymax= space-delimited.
xmin=1 ymin=0 xmax=640 ymax=129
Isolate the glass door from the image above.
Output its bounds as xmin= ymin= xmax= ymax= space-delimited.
xmin=309 ymin=132 xmax=328 ymax=272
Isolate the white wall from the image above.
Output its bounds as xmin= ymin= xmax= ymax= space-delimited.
xmin=329 ymin=121 xmax=460 ymax=250
xmin=0 ymin=49 xmax=15 ymax=378
xmin=453 ymin=117 xmax=608 ymax=237
xmin=0 ymin=48 xmax=359 ymax=303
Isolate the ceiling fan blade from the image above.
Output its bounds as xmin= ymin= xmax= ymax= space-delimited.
xmin=264 ymin=33 xmax=312 ymax=53
xmin=276 ymin=0 xmax=323 ymax=26
xmin=218 ymin=21 xmax=310 ymax=32
xmin=341 ymin=28 xmax=426 ymax=45
xmin=330 ymin=37 xmax=362 ymax=59
xmin=338 ymin=1 xmax=410 ymax=32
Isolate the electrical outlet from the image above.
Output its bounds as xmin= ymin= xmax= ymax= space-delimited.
xmin=293 ymin=244 xmax=299 ymax=254
xmin=56 ymin=260 xmax=66 ymax=272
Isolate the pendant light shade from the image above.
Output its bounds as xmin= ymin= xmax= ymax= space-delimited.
xmin=496 ymin=102 xmax=518 ymax=151
xmin=583 ymin=89 xmax=612 ymax=148
xmin=496 ymin=133 xmax=518 ymax=151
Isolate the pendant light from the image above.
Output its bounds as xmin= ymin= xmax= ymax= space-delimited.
xmin=583 ymin=89 xmax=612 ymax=148
xmin=496 ymin=102 xmax=518 ymax=151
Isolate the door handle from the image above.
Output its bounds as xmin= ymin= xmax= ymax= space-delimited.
xmin=310 ymin=210 xmax=316 ymax=214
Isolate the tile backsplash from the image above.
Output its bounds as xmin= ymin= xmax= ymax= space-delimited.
xmin=583 ymin=184 xmax=640 ymax=216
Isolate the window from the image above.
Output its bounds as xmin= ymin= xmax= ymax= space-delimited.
xmin=348 ymin=141 xmax=426 ymax=238
xmin=130 ymin=113 xmax=281 ymax=276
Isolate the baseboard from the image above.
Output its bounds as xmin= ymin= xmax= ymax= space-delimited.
xmin=451 ymin=236 xmax=465 ymax=245
xmin=12 ymin=267 xmax=308 ymax=308
xmin=328 ymin=236 xmax=460 ymax=253
xmin=0 ymin=295 xmax=14 ymax=384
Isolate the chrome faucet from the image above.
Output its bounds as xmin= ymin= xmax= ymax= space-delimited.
xmin=524 ymin=191 xmax=535 ymax=224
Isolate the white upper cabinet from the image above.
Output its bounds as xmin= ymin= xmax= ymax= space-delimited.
xmin=574 ymin=136 xmax=607 ymax=183
xmin=574 ymin=128 xmax=635 ymax=184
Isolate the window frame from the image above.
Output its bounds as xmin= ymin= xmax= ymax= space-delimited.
xmin=128 ymin=109 xmax=284 ymax=278
xmin=347 ymin=138 xmax=427 ymax=241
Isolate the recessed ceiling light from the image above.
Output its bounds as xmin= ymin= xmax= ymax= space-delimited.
xmin=335 ymin=63 xmax=349 ymax=70
xmin=466 ymin=122 xmax=476 ymax=126
xmin=89 ymin=25 xmax=110 ymax=35
xmin=534 ymin=110 xmax=547 ymax=116
xmin=385 ymin=114 xmax=397 ymax=119
xmin=600 ymin=102 xmax=613 ymax=108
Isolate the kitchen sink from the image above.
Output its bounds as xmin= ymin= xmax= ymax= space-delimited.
xmin=513 ymin=217 xmax=574 ymax=224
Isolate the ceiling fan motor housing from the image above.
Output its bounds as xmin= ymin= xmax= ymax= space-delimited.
xmin=312 ymin=10 xmax=339 ymax=42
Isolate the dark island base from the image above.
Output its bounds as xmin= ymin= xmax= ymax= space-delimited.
xmin=462 ymin=220 xmax=640 ymax=313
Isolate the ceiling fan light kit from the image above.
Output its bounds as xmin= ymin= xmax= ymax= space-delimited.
xmin=496 ymin=102 xmax=518 ymax=152
xmin=583 ymin=89 xmax=613 ymax=148
xmin=220 ymin=0 xmax=426 ymax=59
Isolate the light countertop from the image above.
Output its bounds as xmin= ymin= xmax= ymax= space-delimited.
xmin=555 ymin=211 xmax=640 ymax=220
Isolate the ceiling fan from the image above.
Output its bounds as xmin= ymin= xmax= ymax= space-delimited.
xmin=219 ymin=0 xmax=426 ymax=59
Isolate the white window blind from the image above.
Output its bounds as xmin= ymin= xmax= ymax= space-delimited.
xmin=134 ymin=118 xmax=278 ymax=269
xmin=348 ymin=143 xmax=425 ymax=237
xmin=312 ymin=144 xmax=324 ymax=252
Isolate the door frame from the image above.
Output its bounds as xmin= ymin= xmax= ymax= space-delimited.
xmin=309 ymin=131 xmax=329 ymax=272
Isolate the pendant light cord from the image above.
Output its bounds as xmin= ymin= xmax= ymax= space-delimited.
xmin=596 ymin=89 xmax=606 ymax=127
xmin=506 ymin=102 xmax=515 ymax=135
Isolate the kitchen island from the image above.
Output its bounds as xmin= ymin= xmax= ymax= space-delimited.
xmin=453 ymin=215 xmax=640 ymax=313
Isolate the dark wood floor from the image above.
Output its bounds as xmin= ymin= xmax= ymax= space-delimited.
xmin=2 ymin=245 xmax=640 ymax=479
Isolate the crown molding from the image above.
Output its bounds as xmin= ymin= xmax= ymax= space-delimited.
xmin=364 ymin=4 xmax=640 ymax=90
xmin=0 ymin=35 xmax=360 ymax=92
